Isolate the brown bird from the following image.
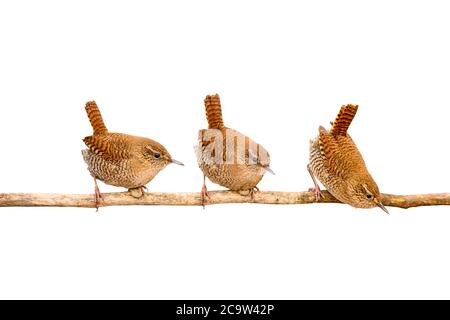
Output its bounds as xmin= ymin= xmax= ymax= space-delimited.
xmin=82 ymin=101 xmax=183 ymax=209
xmin=196 ymin=94 xmax=273 ymax=206
xmin=308 ymin=104 xmax=389 ymax=214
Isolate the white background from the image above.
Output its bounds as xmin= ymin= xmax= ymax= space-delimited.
xmin=0 ymin=0 xmax=449 ymax=299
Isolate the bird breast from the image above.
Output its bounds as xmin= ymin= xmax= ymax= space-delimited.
xmin=196 ymin=128 xmax=268 ymax=191
xmin=82 ymin=149 xmax=165 ymax=188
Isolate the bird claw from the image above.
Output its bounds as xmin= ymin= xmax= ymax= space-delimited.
xmin=315 ymin=189 xmax=324 ymax=202
xmin=201 ymin=184 xmax=209 ymax=209
xmin=129 ymin=187 xmax=146 ymax=199
xmin=139 ymin=186 xmax=148 ymax=196
xmin=94 ymin=186 xmax=103 ymax=211
xmin=308 ymin=187 xmax=324 ymax=202
xmin=307 ymin=165 xmax=324 ymax=203
xmin=238 ymin=187 xmax=260 ymax=200
xmin=250 ymin=186 xmax=259 ymax=201
xmin=93 ymin=178 xmax=103 ymax=211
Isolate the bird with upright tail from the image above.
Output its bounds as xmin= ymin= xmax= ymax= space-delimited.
xmin=308 ymin=104 xmax=389 ymax=214
xmin=82 ymin=101 xmax=183 ymax=210
xmin=196 ymin=94 xmax=274 ymax=207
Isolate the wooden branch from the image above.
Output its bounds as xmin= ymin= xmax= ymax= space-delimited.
xmin=0 ymin=191 xmax=449 ymax=209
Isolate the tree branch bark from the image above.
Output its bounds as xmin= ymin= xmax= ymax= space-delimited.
xmin=0 ymin=191 xmax=449 ymax=209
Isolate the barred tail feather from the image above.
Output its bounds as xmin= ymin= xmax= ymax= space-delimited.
xmin=330 ymin=104 xmax=358 ymax=136
xmin=204 ymin=94 xmax=225 ymax=129
xmin=85 ymin=100 xmax=108 ymax=135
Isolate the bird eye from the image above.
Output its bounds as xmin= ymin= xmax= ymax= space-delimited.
xmin=366 ymin=194 xmax=373 ymax=199
xmin=154 ymin=152 xmax=161 ymax=159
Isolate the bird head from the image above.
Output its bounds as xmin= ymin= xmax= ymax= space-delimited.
xmin=143 ymin=141 xmax=184 ymax=168
xmin=248 ymin=144 xmax=274 ymax=175
xmin=353 ymin=180 xmax=389 ymax=214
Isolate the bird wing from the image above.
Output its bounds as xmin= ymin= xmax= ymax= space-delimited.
xmin=318 ymin=126 xmax=366 ymax=179
xmin=82 ymin=133 xmax=133 ymax=161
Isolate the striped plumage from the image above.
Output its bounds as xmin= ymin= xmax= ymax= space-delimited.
xmin=196 ymin=94 xmax=273 ymax=204
xmin=82 ymin=133 xmax=172 ymax=188
xmin=204 ymin=94 xmax=225 ymax=129
xmin=308 ymin=104 xmax=389 ymax=213
xmin=82 ymin=101 xmax=183 ymax=208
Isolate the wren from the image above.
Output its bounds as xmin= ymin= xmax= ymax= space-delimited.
xmin=82 ymin=101 xmax=183 ymax=210
xmin=308 ymin=104 xmax=389 ymax=214
xmin=196 ymin=94 xmax=273 ymax=206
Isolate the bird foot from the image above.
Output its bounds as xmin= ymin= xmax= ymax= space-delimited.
xmin=250 ymin=186 xmax=260 ymax=201
xmin=308 ymin=187 xmax=324 ymax=202
xmin=129 ymin=187 xmax=146 ymax=199
xmin=238 ymin=189 xmax=251 ymax=196
xmin=93 ymin=177 xmax=103 ymax=211
xmin=307 ymin=165 xmax=324 ymax=202
xmin=94 ymin=186 xmax=103 ymax=211
xmin=201 ymin=184 xmax=209 ymax=209
xmin=140 ymin=186 xmax=148 ymax=195
xmin=238 ymin=187 xmax=259 ymax=200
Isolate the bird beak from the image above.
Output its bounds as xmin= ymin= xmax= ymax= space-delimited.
xmin=375 ymin=198 xmax=390 ymax=215
xmin=264 ymin=167 xmax=275 ymax=175
xmin=171 ymin=159 xmax=184 ymax=166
